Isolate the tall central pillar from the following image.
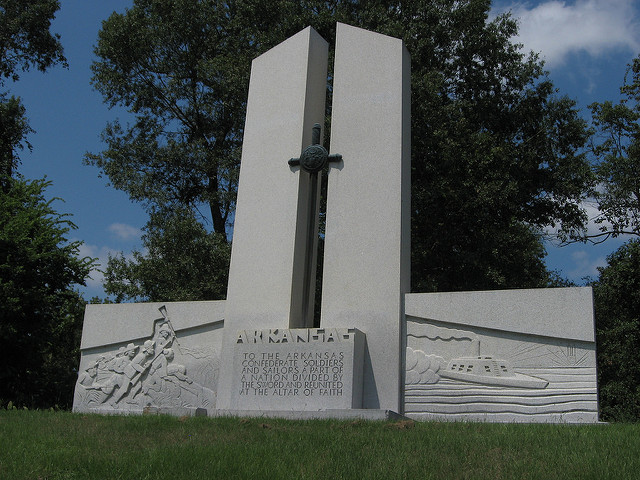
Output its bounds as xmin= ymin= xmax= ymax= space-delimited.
xmin=320 ymin=23 xmax=411 ymax=413
xmin=216 ymin=27 xmax=328 ymax=410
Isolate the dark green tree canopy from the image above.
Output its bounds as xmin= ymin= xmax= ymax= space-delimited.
xmin=593 ymin=239 xmax=640 ymax=421
xmin=590 ymin=56 xmax=640 ymax=241
xmin=90 ymin=0 xmax=593 ymax=298
xmin=86 ymin=0 xmax=264 ymax=238
xmin=0 ymin=178 xmax=94 ymax=407
xmin=1 ymin=0 xmax=66 ymax=186
xmin=0 ymin=93 xmax=32 ymax=184
xmin=0 ymin=1 xmax=88 ymax=409
xmin=104 ymin=207 xmax=230 ymax=302
xmin=0 ymin=0 xmax=66 ymax=85
xmin=589 ymin=59 xmax=640 ymax=421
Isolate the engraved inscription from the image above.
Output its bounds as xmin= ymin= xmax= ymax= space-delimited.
xmin=236 ymin=327 xmax=356 ymax=344
xmin=232 ymin=328 xmax=364 ymax=410
xmin=238 ymin=350 xmax=345 ymax=398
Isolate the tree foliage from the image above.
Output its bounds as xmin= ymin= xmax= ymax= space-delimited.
xmin=85 ymin=0 xmax=259 ymax=238
xmin=104 ymin=207 xmax=230 ymax=302
xmin=0 ymin=178 xmax=94 ymax=408
xmin=0 ymin=92 xmax=32 ymax=185
xmin=0 ymin=1 xmax=91 ymax=409
xmin=589 ymin=56 xmax=640 ymax=423
xmin=0 ymin=0 xmax=66 ymax=85
xmin=593 ymin=239 xmax=640 ymax=422
xmin=1 ymin=0 xmax=66 ymax=186
xmin=589 ymin=56 xmax=640 ymax=241
xmin=353 ymin=1 xmax=593 ymax=291
xmin=90 ymin=0 xmax=592 ymax=298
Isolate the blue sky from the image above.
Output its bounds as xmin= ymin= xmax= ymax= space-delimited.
xmin=8 ymin=0 xmax=640 ymax=299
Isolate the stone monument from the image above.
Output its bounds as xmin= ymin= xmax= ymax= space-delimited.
xmin=73 ymin=23 xmax=598 ymax=423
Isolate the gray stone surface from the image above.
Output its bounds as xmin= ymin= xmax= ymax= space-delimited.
xmin=230 ymin=328 xmax=364 ymax=411
xmin=405 ymin=287 xmax=595 ymax=342
xmin=143 ymin=407 xmax=208 ymax=417
xmin=73 ymin=302 xmax=223 ymax=414
xmin=404 ymin=288 xmax=599 ymax=423
xmin=216 ymin=27 xmax=329 ymax=410
xmin=211 ymin=409 xmax=407 ymax=421
xmin=79 ymin=300 xmax=225 ymax=350
xmin=223 ymin=26 xmax=328 ymax=331
xmin=321 ymin=23 xmax=411 ymax=413
xmin=86 ymin=406 xmax=208 ymax=417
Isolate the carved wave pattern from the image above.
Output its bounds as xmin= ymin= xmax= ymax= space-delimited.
xmin=404 ymin=367 xmax=598 ymax=422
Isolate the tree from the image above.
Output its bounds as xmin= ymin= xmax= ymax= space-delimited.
xmin=0 ymin=0 xmax=66 ymax=84
xmin=0 ymin=92 xmax=32 ymax=186
xmin=589 ymin=56 xmax=640 ymax=242
xmin=592 ymin=239 xmax=640 ymax=421
xmin=104 ymin=207 xmax=230 ymax=302
xmin=0 ymin=1 xmax=93 ymax=409
xmin=85 ymin=0 xmax=258 ymax=238
xmin=589 ymin=59 xmax=640 ymax=421
xmin=1 ymin=0 xmax=66 ymax=186
xmin=357 ymin=1 xmax=592 ymax=291
xmin=0 ymin=178 xmax=94 ymax=408
xmin=90 ymin=0 xmax=592 ymax=298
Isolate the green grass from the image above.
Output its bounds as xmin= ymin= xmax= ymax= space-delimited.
xmin=0 ymin=410 xmax=638 ymax=480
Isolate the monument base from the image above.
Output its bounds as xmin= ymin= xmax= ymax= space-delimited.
xmin=211 ymin=409 xmax=407 ymax=421
xmin=78 ymin=406 xmax=208 ymax=417
xmin=406 ymin=412 xmax=600 ymax=424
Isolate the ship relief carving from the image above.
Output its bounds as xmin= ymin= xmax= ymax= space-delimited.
xmin=405 ymin=323 xmax=551 ymax=388
xmin=76 ymin=306 xmax=218 ymax=411
xmin=405 ymin=339 xmax=549 ymax=389
xmin=404 ymin=319 xmax=598 ymax=421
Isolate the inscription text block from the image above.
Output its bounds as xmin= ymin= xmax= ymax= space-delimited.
xmin=231 ymin=328 xmax=364 ymax=410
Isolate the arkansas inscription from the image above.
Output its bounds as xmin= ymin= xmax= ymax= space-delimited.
xmin=231 ymin=328 xmax=365 ymax=410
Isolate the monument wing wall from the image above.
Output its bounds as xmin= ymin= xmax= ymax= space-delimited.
xmin=404 ymin=288 xmax=599 ymax=423
xmin=73 ymin=301 xmax=224 ymax=416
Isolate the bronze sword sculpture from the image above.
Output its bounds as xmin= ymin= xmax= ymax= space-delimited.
xmin=288 ymin=123 xmax=342 ymax=327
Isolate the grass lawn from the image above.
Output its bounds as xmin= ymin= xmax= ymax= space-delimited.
xmin=0 ymin=410 xmax=638 ymax=479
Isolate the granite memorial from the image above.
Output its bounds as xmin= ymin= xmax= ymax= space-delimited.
xmin=73 ymin=23 xmax=599 ymax=423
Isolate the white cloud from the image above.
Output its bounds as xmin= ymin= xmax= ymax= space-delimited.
xmin=496 ymin=0 xmax=640 ymax=67
xmin=566 ymin=249 xmax=606 ymax=279
xmin=542 ymin=197 xmax=634 ymax=241
xmin=74 ymin=239 xmax=147 ymax=295
xmin=581 ymin=200 xmax=608 ymax=236
xmin=75 ymin=243 xmax=121 ymax=290
xmin=108 ymin=223 xmax=142 ymax=241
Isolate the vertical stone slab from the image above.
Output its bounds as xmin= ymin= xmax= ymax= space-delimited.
xmin=217 ymin=27 xmax=328 ymax=409
xmin=320 ymin=23 xmax=411 ymax=412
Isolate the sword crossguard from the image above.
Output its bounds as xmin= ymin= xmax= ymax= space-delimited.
xmin=288 ymin=123 xmax=342 ymax=173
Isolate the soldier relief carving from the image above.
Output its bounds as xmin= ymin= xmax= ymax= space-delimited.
xmin=75 ymin=306 xmax=217 ymax=411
